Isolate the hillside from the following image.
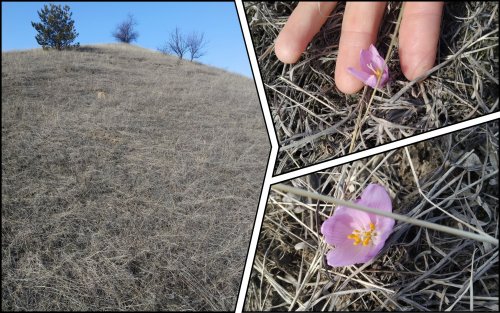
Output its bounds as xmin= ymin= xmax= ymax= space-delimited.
xmin=2 ymin=43 xmax=269 ymax=311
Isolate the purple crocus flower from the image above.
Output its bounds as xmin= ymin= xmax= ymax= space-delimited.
xmin=321 ymin=184 xmax=395 ymax=267
xmin=347 ymin=44 xmax=389 ymax=89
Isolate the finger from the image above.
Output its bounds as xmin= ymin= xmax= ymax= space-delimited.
xmin=335 ymin=2 xmax=387 ymax=94
xmin=275 ymin=2 xmax=337 ymax=64
xmin=399 ymin=2 xmax=444 ymax=80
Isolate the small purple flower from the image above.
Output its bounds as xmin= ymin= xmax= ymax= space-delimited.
xmin=321 ymin=184 xmax=395 ymax=267
xmin=347 ymin=44 xmax=389 ymax=89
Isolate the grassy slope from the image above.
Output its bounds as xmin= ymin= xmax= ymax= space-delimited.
xmin=2 ymin=44 xmax=269 ymax=311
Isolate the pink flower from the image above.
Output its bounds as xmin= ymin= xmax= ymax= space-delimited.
xmin=320 ymin=184 xmax=395 ymax=267
xmin=347 ymin=44 xmax=389 ymax=89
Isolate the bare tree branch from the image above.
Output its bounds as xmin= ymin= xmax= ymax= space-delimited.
xmin=186 ymin=31 xmax=208 ymax=61
xmin=158 ymin=27 xmax=188 ymax=60
xmin=112 ymin=14 xmax=139 ymax=44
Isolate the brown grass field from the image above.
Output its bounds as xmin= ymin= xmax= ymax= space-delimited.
xmin=2 ymin=44 xmax=269 ymax=310
xmin=244 ymin=1 xmax=499 ymax=175
xmin=245 ymin=121 xmax=498 ymax=311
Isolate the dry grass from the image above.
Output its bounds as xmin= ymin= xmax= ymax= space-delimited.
xmin=244 ymin=1 xmax=499 ymax=175
xmin=245 ymin=121 xmax=499 ymax=311
xmin=1 ymin=43 xmax=269 ymax=311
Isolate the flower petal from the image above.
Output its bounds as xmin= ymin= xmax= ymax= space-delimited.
xmin=372 ymin=54 xmax=387 ymax=73
xmin=358 ymin=184 xmax=395 ymax=234
xmin=358 ymin=184 xmax=392 ymax=212
xmin=368 ymin=44 xmax=382 ymax=60
xmin=379 ymin=68 xmax=389 ymax=87
xmin=322 ymin=184 xmax=395 ymax=267
xmin=333 ymin=204 xmax=371 ymax=230
xmin=371 ymin=230 xmax=391 ymax=254
xmin=325 ymin=242 xmax=375 ymax=267
xmin=366 ymin=45 xmax=389 ymax=87
xmin=321 ymin=212 xmax=362 ymax=247
xmin=359 ymin=47 xmax=374 ymax=73
xmin=347 ymin=67 xmax=378 ymax=88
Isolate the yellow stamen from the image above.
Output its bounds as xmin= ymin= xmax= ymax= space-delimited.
xmin=367 ymin=63 xmax=383 ymax=80
xmin=363 ymin=237 xmax=371 ymax=246
xmin=347 ymin=223 xmax=377 ymax=246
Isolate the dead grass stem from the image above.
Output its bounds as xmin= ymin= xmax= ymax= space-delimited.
xmin=2 ymin=43 xmax=269 ymax=311
xmin=244 ymin=1 xmax=499 ymax=175
xmin=246 ymin=122 xmax=499 ymax=311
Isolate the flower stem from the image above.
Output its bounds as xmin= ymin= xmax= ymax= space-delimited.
xmin=348 ymin=5 xmax=404 ymax=154
xmin=272 ymin=183 xmax=499 ymax=246
xmin=348 ymin=81 xmax=380 ymax=154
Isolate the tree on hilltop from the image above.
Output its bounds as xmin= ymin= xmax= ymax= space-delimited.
xmin=112 ymin=14 xmax=139 ymax=44
xmin=158 ymin=27 xmax=208 ymax=62
xmin=31 ymin=4 xmax=79 ymax=50
xmin=186 ymin=31 xmax=207 ymax=61
xmin=158 ymin=27 xmax=188 ymax=60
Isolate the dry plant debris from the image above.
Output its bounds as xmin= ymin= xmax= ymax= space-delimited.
xmin=244 ymin=1 xmax=499 ymax=175
xmin=2 ymin=44 xmax=269 ymax=311
xmin=245 ymin=121 xmax=499 ymax=311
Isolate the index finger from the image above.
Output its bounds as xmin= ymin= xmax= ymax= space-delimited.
xmin=335 ymin=2 xmax=387 ymax=94
xmin=399 ymin=2 xmax=444 ymax=80
xmin=275 ymin=2 xmax=337 ymax=64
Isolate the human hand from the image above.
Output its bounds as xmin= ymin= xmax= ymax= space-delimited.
xmin=274 ymin=2 xmax=444 ymax=94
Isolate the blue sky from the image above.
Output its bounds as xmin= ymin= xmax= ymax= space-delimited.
xmin=2 ymin=1 xmax=253 ymax=78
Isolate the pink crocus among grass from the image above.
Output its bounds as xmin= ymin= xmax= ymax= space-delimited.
xmin=321 ymin=184 xmax=395 ymax=267
xmin=347 ymin=44 xmax=389 ymax=89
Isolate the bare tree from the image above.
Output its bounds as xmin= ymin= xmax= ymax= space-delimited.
xmin=112 ymin=14 xmax=139 ymax=44
xmin=186 ymin=31 xmax=207 ymax=61
xmin=158 ymin=27 xmax=188 ymax=60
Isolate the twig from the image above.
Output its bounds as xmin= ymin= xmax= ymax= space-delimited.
xmin=271 ymin=184 xmax=499 ymax=245
xmin=403 ymin=147 xmax=489 ymax=237
xmin=389 ymin=28 xmax=499 ymax=103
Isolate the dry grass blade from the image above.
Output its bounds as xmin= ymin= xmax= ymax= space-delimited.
xmin=1 ymin=44 xmax=269 ymax=311
xmin=245 ymin=122 xmax=499 ymax=311
xmin=244 ymin=1 xmax=499 ymax=175
xmin=272 ymin=183 xmax=498 ymax=245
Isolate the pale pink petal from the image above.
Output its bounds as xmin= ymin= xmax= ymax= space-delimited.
xmin=321 ymin=213 xmax=359 ymax=247
xmin=379 ymin=69 xmax=389 ymax=87
xmin=347 ymin=67 xmax=378 ymax=88
xmin=372 ymin=55 xmax=387 ymax=73
xmin=347 ymin=66 xmax=371 ymax=81
xmin=369 ymin=227 xmax=392 ymax=255
xmin=368 ymin=44 xmax=380 ymax=58
xmin=358 ymin=183 xmax=395 ymax=235
xmin=376 ymin=218 xmax=395 ymax=241
xmin=349 ymin=45 xmax=390 ymax=89
xmin=372 ymin=227 xmax=392 ymax=252
xmin=358 ymin=184 xmax=392 ymax=213
xmin=371 ymin=53 xmax=389 ymax=88
xmin=321 ymin=184 xmax=395 ymax=267
xmin=333 ymin=204 xmax=371 ymax=229
xmin=359 ymin=47 xmax=374 ymax=73
xmin=369 ymin=45 xmax=385 ymax=69
xmin=326 ymin=225 xmax=388 ymax=267
xmin=326 ymin=242 xmax=374 ymax=267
